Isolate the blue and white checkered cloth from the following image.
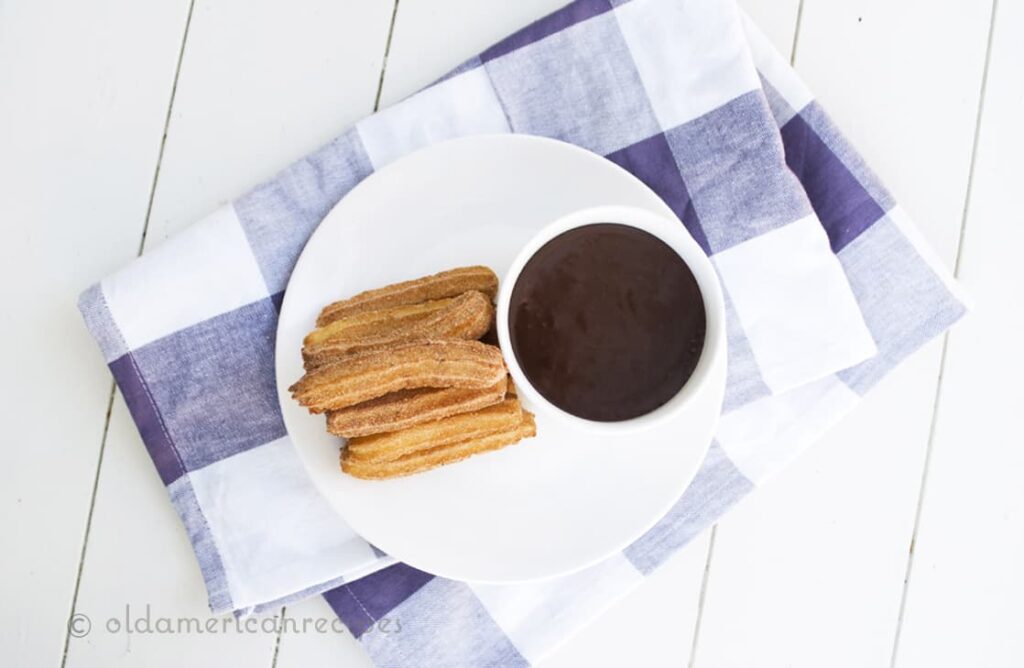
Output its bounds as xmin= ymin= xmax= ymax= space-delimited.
xmin=78 ymin=0 xmax=967 ymax=664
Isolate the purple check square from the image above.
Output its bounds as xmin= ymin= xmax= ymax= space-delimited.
xmin=665 ymin=91 xmax=813 ymax=253
xmin=131 ymin=297 xmax=286 ymax=473
xmin=484 ymin=10 xmax=660 ymax=157
xmin=781 ymin=110 xmax=886 ymax=252
xmin=324 ymin=564 xmax=433 ymax=638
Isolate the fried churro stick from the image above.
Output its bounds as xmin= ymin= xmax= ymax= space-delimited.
xmin=345 ymin=397 xmax=523 ymax=463
xmin=289 ymin=340 xmax=506 ymax=414
xmin=326 ymin=377 xmax=507 ymax=438
xmin=341 ymin=410 xmax=536 ymax=480
xmin=316 ymin=266 xmax=498 ymax=327
xmin=303 ymin=291 xmax=494 ymax=369
xmin=304 ymin=298 xmax=453 ymax=348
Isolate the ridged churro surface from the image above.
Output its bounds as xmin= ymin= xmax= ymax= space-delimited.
xmin=303 ymin=291 xmax=493 ymax=369
xmin=304 ymin=298 xmax=452 ymax=348
xmin=345 ymin=398 xmax=523 ymax=463
xmin=341 ymin=410 xmax=536 ymax=480
xmin=290 ymin=265 xmax=539 ymax=479
xmin=326 ymin=377 xmax=507 ymax=438
xmin=317 ymin=266 xmax=498 ymax=327
xmin=289 ymin=340 xmax=505 ymax=413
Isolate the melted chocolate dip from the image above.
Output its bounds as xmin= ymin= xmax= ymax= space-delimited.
xmin=509 ymin=223 xmax=705 ymax=422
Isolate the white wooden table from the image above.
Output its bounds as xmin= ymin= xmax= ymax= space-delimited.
xmin=2 ymin=1 xmax=1021 ymax=666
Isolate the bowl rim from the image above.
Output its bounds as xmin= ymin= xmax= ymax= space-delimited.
xmin=495 ymin=204 xmax=726 ymax=435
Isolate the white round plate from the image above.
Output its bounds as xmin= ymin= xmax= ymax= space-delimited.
xmin=276 ymin=134 xmax=726 ymax=583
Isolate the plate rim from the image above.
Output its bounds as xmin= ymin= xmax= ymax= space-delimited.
xmin=275 ymin=133 xmax=726 ymax=583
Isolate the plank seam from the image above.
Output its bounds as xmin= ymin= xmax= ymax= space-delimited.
xmin=888 ymin=2 xmax=1000 ymax=666
xmin=789 ymin=0 xmax=806 ymax=66
xmin=58 ymin=381 xmax=116 ymax=667
xmin=373 ymin=0 xmax=401 ymax=112
xmin=136 ymin=0 xmax=198 ymax=255
xmin=269 ymin=605 xmax=287 ymax=668
xmin=687 ymin=527 xmax=718 ymax=668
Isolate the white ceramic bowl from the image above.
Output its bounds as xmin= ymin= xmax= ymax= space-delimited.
xmin=496 ymin=205 xmax=726 ymax=434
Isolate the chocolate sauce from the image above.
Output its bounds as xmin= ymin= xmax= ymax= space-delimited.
xmin=509 ymin=223 xmax=705 ymax=421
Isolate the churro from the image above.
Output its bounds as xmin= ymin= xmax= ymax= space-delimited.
xmin=289 ymin=264 xmax=540 ymax=479
xmin=289 ymin=339 xmax=506 ymax=413
xmin=303 ymin=291 xmax=494 ymax=369
xmin=304 ymin=298 xmax=453 ymax=348
xmin=345 ymin=397 xmax=523 ymax=463
xmin=341 ymin=409 xmax=536 ymax=480
xmin=316 ymin=266 xmax=498 ymax=327
xmin=326 ymin=377 xmax=507 ymax=438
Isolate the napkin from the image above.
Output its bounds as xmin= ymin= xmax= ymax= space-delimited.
xmin=78 ymin=0 xmax=967 ymax=664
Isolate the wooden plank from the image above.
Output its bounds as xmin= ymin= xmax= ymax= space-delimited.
xmin=64 ymin=1 xmax=395 ymax=666
xmin=0 ymin=1 xmax=192 ymax=664
xmin=692 ymin=1 xmax=993 ymax=666
xmin=894 ymin=2 xmax=1023 ymax=665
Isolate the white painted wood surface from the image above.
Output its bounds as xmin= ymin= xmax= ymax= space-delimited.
xmin=0 ymin=1 xmax=1017 ymax=666
xmin=0 ymin=1 xmax=193 ymax=664
xmin=894 ymin=1 xmax=1024 ymax=665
